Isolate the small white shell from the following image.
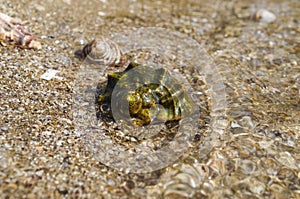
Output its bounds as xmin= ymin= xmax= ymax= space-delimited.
xmin=75 ymin=37 xmax=126 ymax=67
xmin=254 ymin=9 xmax=276 ymax=23
xmin=0 ymin=12 xmax=41 ymax=49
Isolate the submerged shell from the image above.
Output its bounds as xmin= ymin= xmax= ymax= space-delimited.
xmin=96 ymin=62 xmax=195 ymax=127
xmin=0 ymin=12 xmax=41 ymax=49
xmin=74 ymin=37 xmax=127 ymax=67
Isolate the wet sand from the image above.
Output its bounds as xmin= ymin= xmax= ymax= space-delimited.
xmin=0 ymin=0 xmax=299 ymax=198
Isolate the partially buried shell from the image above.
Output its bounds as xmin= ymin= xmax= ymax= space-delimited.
xmin=96 ymin=62 xmax=195 ymax=127
xmin=74 ymin=37 xmax=127 ymax=67
xmin=0 ymin=12 xmax=41 ymax=49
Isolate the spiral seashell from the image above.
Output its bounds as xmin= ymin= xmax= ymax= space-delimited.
xmin=75 ymin=37 xmax=127 ymax=67
xmin=0 ymin=12 xmax=41 ymax=49
xmin=96 ymin=62 xmax=195 ymax=129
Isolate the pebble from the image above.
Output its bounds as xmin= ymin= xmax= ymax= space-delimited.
xmin=254 ymin=9 xmax=276 ymax=23
xmin=57 ymin=140 xmax=64 ymax=146
xmin=1 ymin=126 xmax=8 ymax=131
xmin=107 ymin=179 xmax=116 ymax=186
xmin=231 ymin=121 xmax=241 ymax=128
xmin=40 ymin=69 xmax=61 ymax=80
xmin=42 ymin=131 xmax=52 ymax=136
xmin=98 ymin=11 xmax=107 ymax=17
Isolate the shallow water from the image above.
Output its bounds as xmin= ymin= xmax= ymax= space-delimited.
xmin=0 ymin=0 xmax=299 ymax=198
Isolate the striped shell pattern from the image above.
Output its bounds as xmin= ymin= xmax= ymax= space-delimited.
xmin=0 ymin=12 xmax=41 ymax=49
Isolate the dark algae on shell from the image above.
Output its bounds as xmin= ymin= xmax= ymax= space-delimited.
xmin=96 ymin=61 xmax=195 ymax=127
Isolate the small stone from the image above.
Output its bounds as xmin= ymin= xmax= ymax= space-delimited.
xmin=57 ymin=140 xmax=64 ymax=146
xmin=101 ymin=167 xmax=108 ymax=173
xmin=201 ymin=181 xmax=214 ymax=196
xmin=42 ymin=131 xmax=52 ymax=136
xmin=231 ymin=121 xmax=241 ymax=128
xmin=36 ymin=170 xmax=44 ymax=177
xmin=107 ymin=179 xmax=115 ymax=186
xmin=98 ymin=11 xmax=107 ymax=17
xmin=254 ymin=9 xmax=276 ymax=23
xmin=67 ymin=138 xmax=75 ymax=144
xmin=40 ymin=69 xmax=61 ymax=80
xmin=1 ymin=126 xmax=8 ymax=131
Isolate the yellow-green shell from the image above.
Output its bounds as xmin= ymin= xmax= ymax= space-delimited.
xmin=96 ymin=62 xmax=194 ymax=127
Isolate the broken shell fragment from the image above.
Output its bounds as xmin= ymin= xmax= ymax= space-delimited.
xmin=0 ymin=12 xmax=42 ymax=49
